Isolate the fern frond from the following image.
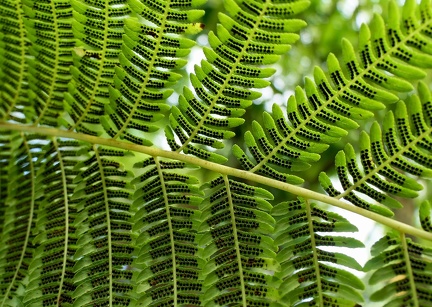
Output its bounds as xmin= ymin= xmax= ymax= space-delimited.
xmin=61 ymin=0 xmax=130 ymax=135
xmin=23 ymin=0 xmax=75 ymax=126
xmin=72 ymin=145 xmax=138 ymax=306
xmin=0 ymin=131 xmax=12 ymax=234
xmin=132 ymin=157 xmax=203 ymax=306
xmin=0 ymin=133 xmax=44 ymax=305
xmin=236 ymin=0 xmax=432 ymax=180
xmin=0 ymin=0 xmax=30 ymax=122
xmin=272 ymin=198 xmax=364 ymax=306
xmin=166 ymin=0 xmax=309 ymax=163
xmin=101 ymin=0 xmax=205 ymax=145
xmin=23 ymin=138 xmax=82 ymax=306
xmin=199 ymin=175 xmax=277 ymax=306
xmin=320 ymin=82 xmax=432 ymax=217
xmin=364 ymin=231 xmax=432 ymax=306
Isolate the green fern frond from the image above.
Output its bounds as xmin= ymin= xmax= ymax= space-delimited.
xmin=23 ymin=138 xmax=83 ymax=306
xmin=166 ymin=0 xmax=309 ymax=163
xmin=101 ymin=0 xmax=205 ymax=145
xmin=23 ymin=0 xmax=76 ymax=127
xmin=236 ymin=0 xmax=432 ymax=181
xmin=61 ymin=0 xmax=130 ymax=135
xmin=0 ymin=133 xmax=43 ymax=306
xmin=199 ymin=175 xmax=277 ymax=306
xmin=272 ymin=198 xmax=364 ymax=306
xmin=0 ymin=0 xmax=29 ymax=123
xmin=72 ymin=145 xmax=138 ymax=306
xmin=132 ymin=157 xmax=203 ymax=306
xmin=0 ymin=131 xmax=12 ymax=234
xmin=320 ymin=82 xmax=432 ymax=217
xmin=364 ymin=231 xmax=432 ymax=306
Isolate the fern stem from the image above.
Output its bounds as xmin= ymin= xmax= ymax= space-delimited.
xmin=1 ymin=122 xmax=432 ymax=241
xmin=52 ymin=138 xmax=70 ymax=306
xmin=401 ymin=232 xmax=419 ymax=307
xmin=250 ymin=12 xmax=432 ymax=174
xmin=94 ymin=145 xmax=113 ymax=306
xmin=154 ymin=157 xmax=178 ymax=307
xmin=223 ymin=175 xmax=247 ymax=307
xmin=305 ymin=199 xmax=324 ymax=307
xmin=176 ymin=0 xmax=270 ymax=153
xmin=0 ymin=133 xmax=36 ymax=307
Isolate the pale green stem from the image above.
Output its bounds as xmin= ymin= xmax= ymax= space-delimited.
xmin=0 ymin=122 xmax=431 ymax=241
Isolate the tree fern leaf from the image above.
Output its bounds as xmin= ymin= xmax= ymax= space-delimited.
xmin=365 ymin=231 xmax=432 ymax=306
xmin=101 ymin=0 xmax=204 ymax=145
xmin=22 ymin=138 xmax=83 ymax=306
xmin=0 ymin=0 xmax=30 ymax=123
xmin=320 ymin=83 xmax=432 ymax=217
xmin=23 ymin=0 xmax=75 ymax=127
xmin=72 ymin=145 xmax=138 ymax=306
xmin=199 ymin=175 xmax=278 ymax=307
xmin=0 ymin=134 xmax=44 ymax=305
xmin=167 ymin=0 xmax=309 ymax=160
xmin=131 ymin=157 xmax=203 ymax=306
xmin=238 ymin=0 xmax=432 ymax=181
xmin=273 ymin=199 xmax=364 ymax=306
xmin=61 ymin=0 xmax=130 ymax=135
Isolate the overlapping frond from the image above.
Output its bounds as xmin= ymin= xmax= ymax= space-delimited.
xmin=199 ymin=175 xmax=278 ymax=306
xmin=101 ymin=0 xmax=205 ymax=145
xmin=272 ymin=198 xmax=364 ymax=306
xmin=0 ymin=134 xmax=44 ymax=306
xmin=132 ymin=157 xmax=203 ymax=306
xmin=235 ymin=0 xmax=432 ymax=181
xmin=23 ymin=138 xmax=83 ymax=306
xmin=0 ymin=131 xmax=12 ymax=234
xmin=165 ymin=0 xmax=309 ymax=163
xmin=0 ymin=0 xmax=30 ymax=122
xmin=61 ymin=0 xmax=130 ymax=135
xmin=72 ymin=145 xmax=138 ymax=306
xmin=23 ymin=0 xmax=75 ymax=127
xmin=319 ymin=82 xmax=432 ymax=216
xmin=364 ymin=231 xmax=432 ymax=306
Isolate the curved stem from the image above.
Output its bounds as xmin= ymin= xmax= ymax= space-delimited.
xmin=223 ymin=175 xmax=247 ymax=307
xmin=154 ymin=157 xmax=178 ymax=307
xmin=0 ymin=122 xmax=431 ymax=241
xmin=305 ymin=199 xmax=323 ymax=307
xmin=401 ymin=233 xmax=419 ymax=307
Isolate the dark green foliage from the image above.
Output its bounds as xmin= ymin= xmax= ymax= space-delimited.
xmin=24 ymin=0 xmax=75 ymax=126
xmin=72 ymin=145 xmax=138 ymax=306
xmin=364 ymin=231 xmax=432 ymax=306
xmin=0 ymin=0 xmax=431 ymax=306
xmin=166 ymin=0 xmax=309 ymax=163
xmin=101 ymin=0 xmax=205 ymax=145
xmin=235 ymin=0 xmax=432 ymax=184
xmin=200 ymin=176 xmax=276 ymax=306
xmin=23 ymin=139 xmax=82 ymax=306
xmin=132 ymin=157 xmax=203 ymax=306
xmin=320 ymin=82 xmax=432 ymax=218
xmin=272 ymin=199 xmax=364 ymax=306
xmin=0 ymin=0 xmax=29 ymax=123
xmin=62 ymin=0 xmax=130 ymax=135
xmin=0 ymin=134 xmax=43 ymax=305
